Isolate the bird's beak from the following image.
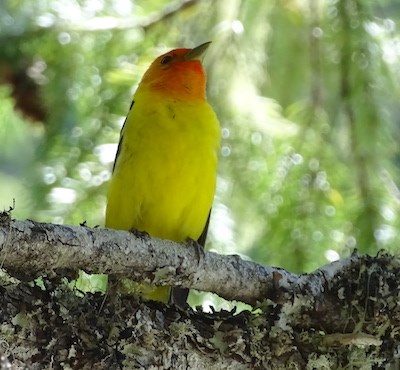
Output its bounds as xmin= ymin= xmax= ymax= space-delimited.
xmin=184 ymin=42 xmax=211 ymax=61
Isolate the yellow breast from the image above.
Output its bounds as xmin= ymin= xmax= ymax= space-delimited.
xmin=105 ymin=90 xmax=220 ymax=243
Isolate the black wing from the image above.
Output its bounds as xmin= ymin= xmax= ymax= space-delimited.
xmin=197 ymin=210 xmax=211 ymax=247
xmin=112 ymin=100 xmax=134 ymax=173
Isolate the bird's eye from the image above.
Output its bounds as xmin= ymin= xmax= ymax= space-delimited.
xmin=161 ymin=55 xmax=173 ymax=65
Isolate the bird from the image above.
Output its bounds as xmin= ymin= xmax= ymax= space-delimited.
xmin=105 ymin=42 xmax=220 ymax=305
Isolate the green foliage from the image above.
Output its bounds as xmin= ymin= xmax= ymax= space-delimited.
xmin=1 ymin=0 xmax=399 ymax=285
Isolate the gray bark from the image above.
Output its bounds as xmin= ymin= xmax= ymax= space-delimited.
xmin=0 ymin=216 xmax=399 ymax=369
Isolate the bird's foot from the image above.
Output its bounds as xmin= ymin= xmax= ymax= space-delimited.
xmin=130 ymin=228 xmax=150 ymax=240
xmin=185 ymin=237 xmax=205 ymax=265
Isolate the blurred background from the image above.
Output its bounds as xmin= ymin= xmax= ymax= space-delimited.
xmin=1 ymin=0 xmax=400 ymax=306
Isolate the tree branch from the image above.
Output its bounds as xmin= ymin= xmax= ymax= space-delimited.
xmin=58 ymin=0 xmax=201 ymax=32
xmin=0 ymin=218 xmax=296 ymax=305
xmin=0 ymin=217 xmax=394 ymax=310
xmin=1 ymin=217 xmax=399 ymax=368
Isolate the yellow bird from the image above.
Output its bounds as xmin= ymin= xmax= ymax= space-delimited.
xmin=106 ymin=42 xmax=220 ymax=304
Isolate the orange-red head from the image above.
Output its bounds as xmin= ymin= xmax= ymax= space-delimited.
xmin=139 ymin=42 xmax=211 ymax=101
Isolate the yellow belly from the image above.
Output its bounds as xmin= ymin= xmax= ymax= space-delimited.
xmin=105 ymin=91 xmax=220 ymax=301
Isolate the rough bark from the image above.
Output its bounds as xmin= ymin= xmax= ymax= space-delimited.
xmin=0 ymin=216 xmax=399 ymax=369
xmin=0 ymin=218 xmax=300 ymax=305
